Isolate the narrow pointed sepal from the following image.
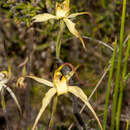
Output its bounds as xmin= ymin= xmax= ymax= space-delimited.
xmin=67 ymin=12 xmax=92 ymax=19
xmin=68 ymin=86 xmax=103 ymax=130
xmin=63 ymin=18 xmax=86 ymax=49
xmin=26 ymin=75 xmax=54 ymax=87
xmin=32 ymin=88 xmax=56 ymax=130
xmin=5 ymin=85 xmax=22 ymax=115
xmin=32 ymin=13 xmax=56 ymax=22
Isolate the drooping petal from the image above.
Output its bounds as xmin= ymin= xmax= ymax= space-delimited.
xmin=32 ymin=13 xmax=56 ymax=22
xmin=32 ymin=88 xmax=56 ymax=130
xmin=67 ymin=12 xmax=92 ymax=19
xmin=68 ymin=86 xmax=103 ymax=130
xmin=26 ymin=75 xmax=54 ymax=87
xmin=63 ymin=18 xmax=86 ymax=49
xmin=5 ymin=85 xmax=22 ymax=114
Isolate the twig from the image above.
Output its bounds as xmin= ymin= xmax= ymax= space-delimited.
xmin=63 ymin=36 xmax=113 ymax=51
xmin=83 ymin=36 xmax=114 ymax=51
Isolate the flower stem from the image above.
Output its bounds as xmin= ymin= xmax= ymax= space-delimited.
xmin=110 ymin=0 xmax=126 ymax=129
xmin=49 ymin=95 xmax=58 ymax=129
xmin=56 ymin=20 xmax=65 ymax=59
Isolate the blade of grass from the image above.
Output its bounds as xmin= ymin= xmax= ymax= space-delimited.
xmin=103 ymin=38 xmax=117 ymax=130
xmin=116 ymin=36 xmax=130 ymax=130
xmin=110 ymin=0 xmax=126 ymax=129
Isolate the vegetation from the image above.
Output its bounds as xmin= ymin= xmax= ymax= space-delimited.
xmin=0 ymin=0 xmax=129 ymax=130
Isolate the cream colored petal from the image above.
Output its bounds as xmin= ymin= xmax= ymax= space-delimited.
xmin=67 ymin=12 xmax=92 ymax=19
xmin=32 ymin=88 xmax=56 ymax=130
xmin=0 ymin=85 xmax=3 ymax=91
xmin=63 ymin=18 xmax=86 ymax=49
xmin=5 ymin=85 xmax=22 ymax=114
xmin=27 ymin=75 xmax=54 ymax=87
xmin=68 ymin=86 xmax=103 ymax=130
xmin=32 ymin=13 xmax=56 ymax=22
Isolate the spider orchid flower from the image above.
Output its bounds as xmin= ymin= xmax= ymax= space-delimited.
xmin=32 ymin=0 xmax=91 ymax=49
xmin=0 ymin=63 xmax=21 ymax=114
xmin=25 ymin=64 xmax=103 ymax=130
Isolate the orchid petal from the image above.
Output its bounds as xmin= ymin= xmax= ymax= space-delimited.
xmin=32 ymin=13 xmax=56 ymax=22
xmin=27 ymin=75 xmax=54 ymax=87
xmin=56 ymin=0 xmax=70 ymax=19
xmin=5 ymin=85 xmax=22 ymax=114
xmin=32 ymin=88 xmax=56 ymax=130
xmin=0 ymin=86 xmax=3 ymax=91
xmin=63 ymin=18 xmax=86 ymax=49
xmin=67 ymin=12 xmax=92 ymax=19
xmin=68 ymin=86 xmax=103 ymax=130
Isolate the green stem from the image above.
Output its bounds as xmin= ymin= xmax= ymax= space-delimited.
xmin=49 ymin=95 xmax=58 ymax=129
xmin=56 ymin=20 xmax=65 ymax=59
xmin=103 ymin=38 xmax=117 ymax=130
xmin=116 ymin=36 xmax=130 ymax=130
xmin=110 ymin=0 xmax=126 ymax=129
xmin=126 ymin=120 xmax=129 ymax=130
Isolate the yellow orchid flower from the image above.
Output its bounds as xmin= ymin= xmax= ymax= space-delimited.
xmin=0 ymin=63 xmax=21 ymax=114
xmin=32 ymin=0 xmax=91 ymax=49
xmin=25 ymin=64 xmax=103 ymax=130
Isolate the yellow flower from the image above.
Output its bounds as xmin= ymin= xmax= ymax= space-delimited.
xmin=25 ymin=64 xmax=103 ymax=130
xmin=56 ymin=0 xmax=70 ymax=19
xmin=32 ymin=0 xmax=91 ymax=49
xmin=0 ymin=63 xmax=21 ymax=114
